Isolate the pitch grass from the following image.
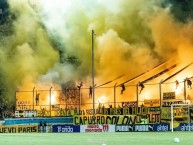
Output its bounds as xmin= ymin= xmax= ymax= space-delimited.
xmin=0 ymin=132 xmax=193 ymax=145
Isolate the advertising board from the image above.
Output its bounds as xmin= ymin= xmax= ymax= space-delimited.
xmin=52 ymin=125 xmax=80 ymax=133
xmin=80 ymin=124 xmax=115 ymax=133
xmin=115 ymin=123 xmax=170 ymax=132
xmin=0 ymin=125 xmax=38 ymax=133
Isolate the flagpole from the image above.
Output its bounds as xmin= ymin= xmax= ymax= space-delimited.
xmin=32 ymin=87 xmax=35 ymax=110
xmin=92 ymin=30 xmax=95 ymax=123
xmin=49 ymin=86 xmax=52 ymax=117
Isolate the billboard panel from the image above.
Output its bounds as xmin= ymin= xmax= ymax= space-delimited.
xmin=80 ymin=124 xmax=115 ymax=133
xmin=0 ymin=125 xmax=38 ymax=133
xmin=52 ymin=125 xmax=80 ymax=133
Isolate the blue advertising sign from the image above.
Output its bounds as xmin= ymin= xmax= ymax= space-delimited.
xmin=115 ymin=123 xmax=170 ymax=132
xmin=115 ymin=124 xmax=154 ymax=132
xmin=4 ymin=117 xmax=73 ymax=125
xmin=115 ymin=125 xmax=134 ymax=132
xmin=52 ymin=125 xmax=80 ymax=133
xmin=153 ymin=123 xmax=170 ymax=131
xmin=173 ymin=123 xmax=193 ymax=131
xmin=134 ymin=124 xmax=154 ymax=132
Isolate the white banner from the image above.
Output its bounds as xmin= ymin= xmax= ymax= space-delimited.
xmin=80 ymin=124 xmax=115 ymax=133
xmin=15 ymin=110 xmax=37 ymax=118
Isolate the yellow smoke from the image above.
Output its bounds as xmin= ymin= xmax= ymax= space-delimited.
xmin=1 ymin=0 xmax=59 ymax=102
xmin=1 ymin=0 xmax=193 ymax=105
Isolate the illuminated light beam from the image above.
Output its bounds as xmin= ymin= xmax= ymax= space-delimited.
xmin=95 ymin=74 xmax=125 ymax=88
xmin=161 ymin=62 xmax=193 ymax=83
xmin=97 ymin=60 xmax=172 ymax=88
xmin=97 ymin=95 xmax=108 ymax=104
xmin=140 ymin=64 xmax=177 ymax=84
xmin=117 ymin=60 xmax=169 ymax=87
xmin=189 ymin=76 xmax=193 ymax=79
xmin=175 ymin=88 xmax=183 ymax=95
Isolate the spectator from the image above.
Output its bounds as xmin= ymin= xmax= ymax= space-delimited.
xmin=44 ymin=121 xmax=47 ymax=132
xmin=36 ymin=92 xmax=40 ymax=106
xmin=120 ymin=84 xmax=125 ymax=94
xmin=138 ymin=81 xmax=145 ymax=94
xmin=175 ymin=80 xmax=179 ymax=89
xmin=187 ymin=78 xmax=192 ymax=89
xmin=89 ymin=86 xmax=92 ymax=99
xmin=39 ymin=121 xmax=43 ymax=132
xmin=77 ymin=82 xmax=83 ymax=90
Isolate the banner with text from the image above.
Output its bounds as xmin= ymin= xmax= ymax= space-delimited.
xmin=0 ymin=125 xmax=38 ymax=133
xmin=80 ymin=124 xmax=115 ymax=132
xmin=144 ymin=99 xmax=160 ymax=107
xmin=115 ymin=123 xmax=170 ymax=132
xmin=74 ymin=114 xmax=160 ymax=125
xmin=52 ymin=125 xmax=80 ymax=133
xmin=173 ymin=123 xmax=193 ymax=131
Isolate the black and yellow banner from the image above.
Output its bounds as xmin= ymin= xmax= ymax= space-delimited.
xmin=74 ymin=113 xmax=160 ymax=125
xmin=144 ymin=99 xmax=160 ymax=107
xmin=0 ymin=125 xmax=38 ymax=133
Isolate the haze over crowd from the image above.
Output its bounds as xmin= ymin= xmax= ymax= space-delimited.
xmin=0 ymin=0 xmax=193 ymax=104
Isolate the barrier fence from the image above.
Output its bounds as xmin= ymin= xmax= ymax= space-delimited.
xmin=15 ymin=80 xmax=193 ymax=113
xmin=2 ymin=123 xmax=193 ymax=133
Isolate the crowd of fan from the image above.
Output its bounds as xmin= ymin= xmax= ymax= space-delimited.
xmin=0 ymin=100 xmax=15 ymax=119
